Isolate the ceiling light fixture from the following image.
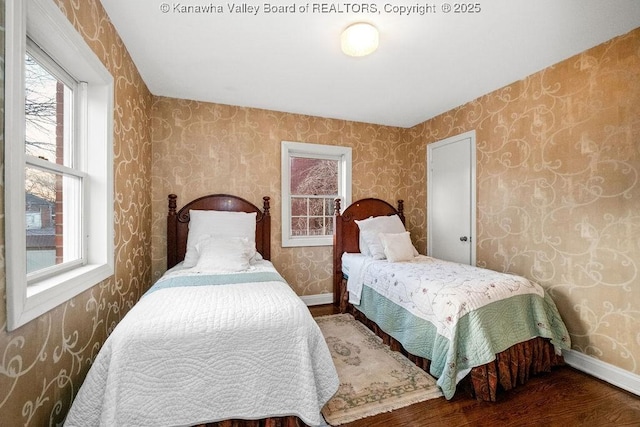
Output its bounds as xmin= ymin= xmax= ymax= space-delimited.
xmin=341 ymin=22 xmax=379 ymax=57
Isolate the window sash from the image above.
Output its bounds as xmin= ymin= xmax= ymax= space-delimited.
xmin=25 ymin=161 xmax=85 ymax=284
xmin=290 ymin=195 xmax=337 ymax=237
xmin=26 ymin=39 xmax=81 ymax=167
xmin=23 ymin=41 xmax=87 ymax=283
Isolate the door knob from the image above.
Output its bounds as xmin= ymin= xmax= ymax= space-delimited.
xmin=459 ymin=236 xmax=468 ymax=242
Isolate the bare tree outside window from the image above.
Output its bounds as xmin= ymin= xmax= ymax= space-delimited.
xmin=290 ymin=157 xmax=338 ymax=237
xmin=25 ymin=53 xmax=64 ymax=203
xmin=24 ymin=52 xmax=72 ymax=273
xmin=25 ymin=54 xmax=58 ymax=161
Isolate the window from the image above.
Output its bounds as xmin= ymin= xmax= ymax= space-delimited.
xmin=281 ymin=141 xmax=351 ymax=247
xmin=5 ymin=0 xmax=114 ymax=331
xmin=25 ymin=41 xmax=84 ymax=279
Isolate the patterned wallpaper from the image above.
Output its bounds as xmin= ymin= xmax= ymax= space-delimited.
xmin=408 ymin=28 xmax=640 ymax=374
xmin=0 ymin=0 xmax=638 ymax=424
xmin=150 ymin=99 xmax=410 ymax=294
xmin=0 ymin=1 xmax=152 ymax=425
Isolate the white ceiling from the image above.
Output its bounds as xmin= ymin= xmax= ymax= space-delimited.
xmin=99 ymin=0 xmax=640 ymax=128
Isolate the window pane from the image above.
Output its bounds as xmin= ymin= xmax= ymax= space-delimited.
xmin=26 ymin=166 xmax=81 ymax=275
xmin=325 ymin=216 xmax=334 ymax=235
xmin=325 ymin=198 xmax=334 ymax=216
xmin=290 ymin=157 xmax=338 ymax=195
xmin=25 ymin=52 xmax=73 ymax=166
xmin=309 ymin=217 xmax=326 ymax=236
xmin=309 ymin=198 xmax=324 ymax=216
xmin=291 ymin=197 xmax=307 ymax=216
xmin=291 ymin=217 xmax=308 ymax=237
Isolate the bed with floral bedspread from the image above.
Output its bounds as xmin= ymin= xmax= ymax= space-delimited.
xmin=333 ymin=197 xmax=570 ymax=401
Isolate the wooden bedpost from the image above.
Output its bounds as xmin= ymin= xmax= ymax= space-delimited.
xmin=262 ymin=197 xmax=271 ymax=261
xmin=333 ymin=198 xmax=343 ymax=307
xmin=397 ymin=199 xmax=405 ymax=225
xmin=167 ymin=194 xmax=178 ymax=269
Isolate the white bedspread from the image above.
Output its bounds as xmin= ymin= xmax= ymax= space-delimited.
xmin=65 ymin=263 xmax=339 ymax=427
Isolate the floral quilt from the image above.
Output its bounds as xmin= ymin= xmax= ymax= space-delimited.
xmin=345 ymin=255 xmax=571 ymax=398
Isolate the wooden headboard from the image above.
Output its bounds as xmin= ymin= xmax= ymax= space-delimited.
xmin=167 ymin=193 xmax=271 ymax=269
xmin=332 ymin=197 xmax=404 ymax=305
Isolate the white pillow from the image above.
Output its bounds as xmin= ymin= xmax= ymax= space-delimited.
xmin=192 ymin=237 xmax=252 ymax=273
xmin=184 ymin=210 xmax=257 ymax=267
xmin=355 ymin=215 xmax=407 ymax=259
xmin=355 ymin=216 xmax=373 ymax=256
xmin=379 ymin=232 xmax=416 ymax=262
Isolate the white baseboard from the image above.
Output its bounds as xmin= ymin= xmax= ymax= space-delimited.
xmin=300 ymin=293 xmax=333 ymax=306
xmin=563 ymin=349 xmax=640 ymax=396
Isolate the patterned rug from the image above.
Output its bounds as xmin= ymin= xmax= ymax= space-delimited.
xmin=316 ymin=314 xmax=443 ymax=426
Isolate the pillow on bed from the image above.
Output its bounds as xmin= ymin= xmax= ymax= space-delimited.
xmin=184 ymin=210 xmax=257 ymax=267
xmin=355 ymin=214 xmax=407 ymax=259
xmin=379 ymin=232 xmax=416 ymax=262
xmin=192 ymin=236 xmax=252 ymax=273
xmin=356 ymin=219 xmax=372 ymax=256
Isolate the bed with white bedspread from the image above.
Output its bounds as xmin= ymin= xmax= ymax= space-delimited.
xmin=65 ymin=194 xmax=339 ymax=427
xmin=65 ymin=262 xmax=338 ymax=426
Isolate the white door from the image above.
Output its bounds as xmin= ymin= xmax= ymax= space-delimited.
xmin=427 ymin=130 xmax=476 ymax=265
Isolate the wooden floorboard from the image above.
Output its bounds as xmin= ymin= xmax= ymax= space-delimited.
xmin=309 ymin=304 xmax=640 ymax=426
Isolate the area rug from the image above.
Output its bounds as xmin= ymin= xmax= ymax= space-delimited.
xmin=316 ymin=314 xmax=443 ymax=426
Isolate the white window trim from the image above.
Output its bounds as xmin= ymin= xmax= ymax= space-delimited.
xmin=5 ymin=0 xmax=114 ymax=331
xmin=281 ymin=141 xmax=352 ymax=247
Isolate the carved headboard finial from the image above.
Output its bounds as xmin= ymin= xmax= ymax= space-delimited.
xmin=263 ymin=196 xmax=271 ymax=216
xmin=168 ymin=194 xmax=178 ymax=215
xmin=334 ymin=198 xmax=342 ymax=216
xmin=397 ymin=199 xmax=405 ymax=224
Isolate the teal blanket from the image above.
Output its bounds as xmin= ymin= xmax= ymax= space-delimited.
xmin=145 ymin=270 xmax=287 ymax=297
xmin=355 ymin=284 xmax=570 ymax=399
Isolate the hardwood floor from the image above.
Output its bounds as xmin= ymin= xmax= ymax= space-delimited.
xmin=309 ymin=304 xmax=640 ymax=427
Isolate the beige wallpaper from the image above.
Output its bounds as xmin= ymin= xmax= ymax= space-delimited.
xmin=1 ymin=1 xmax=638 ymax=424
xmin=0 ymin=0 xmax=153 ymax=425
xmin=150 ymin=99 xmax=410 ymax=294
xmin=408 ymin=28 xmax=640 ymax=374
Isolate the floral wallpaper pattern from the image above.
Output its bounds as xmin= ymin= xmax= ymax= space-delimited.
xmin=408 ymin=28 xmax=640 ymax=374
xmin=0 ymin=0 xmax=638 ymax=424
xmin=0 ymin=0 xmax=152 ymax=425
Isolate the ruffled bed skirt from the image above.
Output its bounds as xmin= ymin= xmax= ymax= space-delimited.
xmin=197 ymin=416 xmax=305 ymax=427
xmin=349 ymin=307 xmax=564 ymax=402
